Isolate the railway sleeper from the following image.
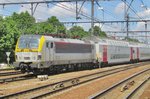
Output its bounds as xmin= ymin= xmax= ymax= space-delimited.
xmin=71 ymin=79 xmax=80 ymax=85
xmin=53 ymin=83 xmax=65 ymax=90
xmin=120 ymin=80 xmax=135 ymax=92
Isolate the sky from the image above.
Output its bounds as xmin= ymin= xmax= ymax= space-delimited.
xmin=0 ymin=0 xmax=150 ymax=42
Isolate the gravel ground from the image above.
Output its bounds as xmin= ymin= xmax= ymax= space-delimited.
xmin=97 ymin=71 xmax=150 ymax=99
xmin=0 ymin=64 xmax=131 ymax=96
xmin=139 ymin=80 xmax=150 ymax=99
xmin=48 ymin=64 xmax=150 ymax=99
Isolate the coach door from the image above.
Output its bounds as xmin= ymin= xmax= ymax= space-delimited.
xmin=137 ymin=47 xmax=139 ymax=60
xmin=49 ymin=42 xmax=54 ymax=61
xmin=45 ymin=42 xmax=54 ymax=61
xmin=45 ymin=42 xmax=50 ymax=61
xmin=131 ymin=47 xmax=137 ymax=61
xmin=133 ymin=47 xmax=137 ymax=60
xmin=103 ymin=45 xmax=107 ymax=63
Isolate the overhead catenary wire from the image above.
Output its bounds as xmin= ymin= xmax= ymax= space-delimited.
xmin=122 ymin=0 xmax=145 ymax=21
xmin=1 ymin=0 xmax=120 ymax=31
xmin=0 ymin=0 xmax=149 ymax=40
xmin=55 ymin=2 xmax=122 ymax=30
xmin=95 ymin=1 xmax=122 ymax=21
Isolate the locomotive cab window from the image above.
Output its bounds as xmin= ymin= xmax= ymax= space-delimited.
xmin=51 ymin=42 xmax=53 ymax=48
xmin=46 ymin=42 xmax=53 ymax=48
xmin=18 ymin=36 xmax=39 ymax=49
xmin=46 ymin=42 xmax=49 ymax=48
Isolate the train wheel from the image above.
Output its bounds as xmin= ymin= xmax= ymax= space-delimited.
xmin=19 ymin=64 xmax=27 ymax=73
xmin=93 ymin=63 xmax=97 ymax=69
xmin=21 ymin=68 xmax=26 ymax=73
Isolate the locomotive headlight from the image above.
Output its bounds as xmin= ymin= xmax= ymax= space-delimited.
xmin=38 ymin=55 xmax=42 ymax=60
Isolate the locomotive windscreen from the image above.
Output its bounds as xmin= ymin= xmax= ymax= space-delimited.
xmin=18 ymin=35 xmax=40 ymax=49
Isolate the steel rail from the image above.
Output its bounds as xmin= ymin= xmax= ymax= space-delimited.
xmin=0 ymin=71 xmax=22 ymax=76
xmin=90 ymin=69 xmax=150 ymax=99
xmin=0 ymin=68 xmax=14 ymax=71
xmin=125 ymin=76 xmax=150 ymax=99
xmin=0 ymin=74 xmax=35 ymax=83
xmin=1 ymin=62 xmax=149 ymax=99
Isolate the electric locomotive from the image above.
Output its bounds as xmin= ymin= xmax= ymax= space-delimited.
xmin=14 ymin=35 xmax=96 ymax=74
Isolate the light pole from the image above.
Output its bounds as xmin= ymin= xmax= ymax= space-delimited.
xmin=91 ymin=0 xmax=94 ymax=36
xmin=141 ymin=4 xmax=148 ymax=43
xmin=145 ymin=22 xmax=148 ymax=44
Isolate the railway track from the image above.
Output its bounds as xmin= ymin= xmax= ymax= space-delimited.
xmin=125 ymin=76 xmax=150 ymax=99
xmin=0 ymin=71 xmax=22 ymax=76
xmin=0 ymin=74 xmax=35 ymax=83
xmin=0 ymin=62 xmax=149 ymax=99
xmin=90 ymin=68 xmax=150 ymax=99
xmin=0 ymin=68 xmax=14 ymax=71
xmin=0 ymin=68 xmax=35 ymax=83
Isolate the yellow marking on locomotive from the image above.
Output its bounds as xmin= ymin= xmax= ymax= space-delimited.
xmin=38 ymin=36 xmax=45 ymax=52
xmin=15 ymin=38 xmax=20 ymax=61
xmin=16 ymin=48 xmax=38 ymax=52
xmin=15 ymin=38 xmax=20 ymax=52
xmin=15 ymin=36 xmax=45 ymax=53
xmin=96 ymin=52 xmax=102 ymax=61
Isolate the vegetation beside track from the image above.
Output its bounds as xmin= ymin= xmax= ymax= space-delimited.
xmin=0 ymin=11 xmax=107 ymax=63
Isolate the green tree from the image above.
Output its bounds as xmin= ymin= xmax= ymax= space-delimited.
xmin=0 ymin=17 xmax=19 ymax=51
xmin=34 ymin=22 xmax=54 ymax=34
xmin=0 ymin=17 xmax=21 ymax=63
xmin=11 ymin=11 xmax=35 ymax=34
xmin=69 ymin=26 xmax=89 ymax=38
xmin=124 ymin=37 xmax=140 ymax=42
xmin=48 ymin=16 xmax=66 ymax=33
xmin=89 ymin=26 xmax=107 ymax=37
xmin=0 ymin=12 xmax=36 ymax=63
xmin=0 ymin=16 xmax=4 ymax=37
